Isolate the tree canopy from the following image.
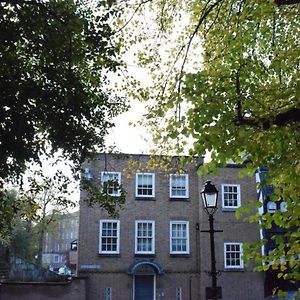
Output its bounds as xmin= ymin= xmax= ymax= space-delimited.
xmin=0 ymin=0 xmax=127 ymax=183
xmin=116 ymin=0 xmax=300 ymax=286
xmin=0 ymin=0 xmax=128 ymax=232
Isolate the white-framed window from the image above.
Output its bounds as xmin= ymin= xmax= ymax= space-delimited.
xmin=224 ymin=242 xmax=244 ymax=269
xmin=280 ymin=201 xmax=287 ymax=212
xmin=222 ymin=184 xmax=241 ymax=209
xmin=54 ymin=255 xmax=60 ymax=263
xmin=99 ymin=220 xmax=120 ymax=254
xmin=135 ymin=173 xmax=155 ymax=197
xmin=170 ymin=174 xmax=189 ymax=198
xmin=267 ymin=201 xmax=277 ymax=213
xmin=101 ymin=172 xmax=121 ymax=196
xmin=170 ymin=221 xmax=189 ymax=254
xmin=135 ymin=220 xmax=155 ymax=254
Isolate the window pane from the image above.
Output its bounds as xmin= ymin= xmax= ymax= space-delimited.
xmin=136 ymin=221 xmax=154 ymax=253
xmin=102 ymin=173 xmax=120 ymax=196
xmin=137 ymin=174 xmax=154 ymax=196
xmin=225 ymin=243 xmax=242 ymax=268
xmin=100 ymin=221 xmax=119 ymax=253
xmin=171 ymin=175 xmax=187 ymax=197
xmin=223 ymin=185 xmax=239 ymax=208
xmin=171 ymin=222 xmax=188 ymax=253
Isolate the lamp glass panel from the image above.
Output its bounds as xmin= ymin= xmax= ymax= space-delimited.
xmin=204 ymin=193 xmax=217 ymax=208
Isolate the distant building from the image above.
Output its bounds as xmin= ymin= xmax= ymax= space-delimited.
xmin=0 ymin=240 xmax=9 ymax=280
xmin=42 ymin=211 xmax=79 ymax=273
xmin=78 ymin=153 xmax=264 ymax=300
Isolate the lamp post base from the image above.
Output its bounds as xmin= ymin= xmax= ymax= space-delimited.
xmin=206 ymin=287 xmax=222 ymax=299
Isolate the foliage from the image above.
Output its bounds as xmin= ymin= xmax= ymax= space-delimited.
xmin=6 ymin=171 xmax=75 ymax=265
xmin=116 ymin=0 xmax=300 ymax=285
xmin=0 ymin=0 xmax=128 ymax=229
xmin=22 ymin=170 xmax=74 ymax=266
xmin=82 ymin=178 xmax=126 ymax=217
xmin=10 ymin=218 xmax=38 ymax=262
xmin=0 ymin=189 xmax=38 ymax=242
xmin=0 ymin=0 xmax=127 ymax=181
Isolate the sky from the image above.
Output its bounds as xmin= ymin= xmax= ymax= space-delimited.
xmin=105 ymin=52 xmax=154 ymax=155
xmin=105 ymin=100 xmax=152 ymax=154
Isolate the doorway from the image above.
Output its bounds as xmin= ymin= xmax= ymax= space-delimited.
xmin=134 ymin=274 xmax=155 ymax=300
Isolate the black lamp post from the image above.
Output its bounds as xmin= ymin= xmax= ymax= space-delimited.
xmin=201 ymin=181 xmax=222 ymax=300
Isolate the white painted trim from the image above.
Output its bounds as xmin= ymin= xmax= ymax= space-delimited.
xmin=99 ymin=219 xmax=120 ymax=254
xmin=169 ymin=221 xmax=190 ymax=254
xmin=224 ymin=242 xmax=244 ymax=269
xmin=135 ymin=220 xmax=155 ymax=254
xmin=169 ymin=174 xmax=189 ymax=198
xmin=221 ymin=184 xmax=241 ymax=209
xmin=135 ymin=173 xmax=155 ymax=198
xmin=100 ymin=172 xmax=121 ymax=196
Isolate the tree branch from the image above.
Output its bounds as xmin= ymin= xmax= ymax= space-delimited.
xmin=236 ymin=107 xmax=300 ymax=129
xmin=275 ymin=0 xmax=300 ymax=5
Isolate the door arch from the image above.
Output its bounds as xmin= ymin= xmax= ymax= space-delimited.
xmin=128 ymin=260 xmax=163 ymax=300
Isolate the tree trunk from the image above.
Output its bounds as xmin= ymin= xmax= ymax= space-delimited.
xmin=37 ymin=224 xmax=45 ymax=267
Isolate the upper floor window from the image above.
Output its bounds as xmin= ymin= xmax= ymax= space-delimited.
xmin=222 ymin=184 xmax=241 ymax=209
xmin=170 ymin=221 xmax=189 ymax=254
xmin=267 ymin=201 xmax=277 ymax=213
xmin=224 ymin=242 xmax=243 ymax=269
xmin=135 ymin=220 xmax=155 ymax=254
xmin=170 ymin=174 xmax=189 ymax=198
xmin=136 ymin=173 xmax=155 ymax=198
xmin=101 ymin=172 xmax=121 ymax=196
xmin=280 ymin=201 xmax=287 ymax=212
xmin=99 ymin=220 xmax=120 ymax=254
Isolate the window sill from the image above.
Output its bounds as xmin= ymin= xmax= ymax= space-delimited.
xmin=135 ymin=197 xmax=156 ymax=201
xmin=169 ymin=198 xmax=189 ymax=201
xmin=170 ymin=254 xmax=190 ymax=257
xmin=98 ymin=253 xmax=120 ymax=257
xmin=134 ymin=253 xmax=156 ymax=257
xmin=223 ymin=268 xmax=245 ymax=272
xmin=222 ymin=207 xmax=239 ymax=212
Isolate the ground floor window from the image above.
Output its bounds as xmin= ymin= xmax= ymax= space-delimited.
xmin=105 ymin=287 xmax=112 ymax=300
xmin=176 ymin=287 xmax=182 ymax=300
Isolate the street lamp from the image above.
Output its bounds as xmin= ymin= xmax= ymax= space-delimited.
xmin=201 ymin=181 xmax=222 ymax=300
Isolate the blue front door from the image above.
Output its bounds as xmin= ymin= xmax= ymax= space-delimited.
xmin=134 ymin=275 xmax=154 ymax=300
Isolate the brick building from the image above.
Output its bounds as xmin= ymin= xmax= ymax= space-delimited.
xmin=78 ymin=153 xmax=264 ymax=300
